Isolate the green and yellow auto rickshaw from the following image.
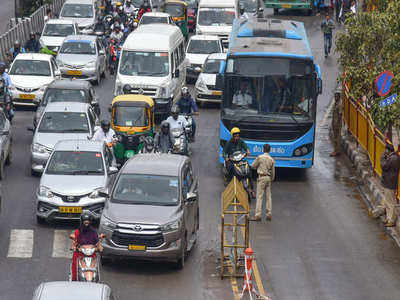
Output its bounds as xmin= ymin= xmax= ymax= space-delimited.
xmin=162 ymin=0 xmax=188 ymax=39
xmin=110 ymin=94 xmax=155 ymax=164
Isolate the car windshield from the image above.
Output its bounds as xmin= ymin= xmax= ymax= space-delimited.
xmin=132 ymin=0 xmax=149 ymax=7
xmin=61 ymin=4 xmax=94 ymax=18
xmin=46 ymin=151 xmax=104 ymax=175
xmin=38 ymin=112 xmax=89 ymax=133
xmin=9 ymin=60 xmax=51 ymax=76
xmin=198 ymin=8 xmax=235 ymax=26
xmin=42 ymin=88 xmax=88 ymax=106
xmin=164 ymin=3 xmax=184 ymax=17
xmin=112 ymin=174 xmax=179 ymax=205
xmin=119 ymin=51 xmax=169 ymax=76
xmin=202 ymin=58 xmax=223 ymax=73
xmin=239 ymin=0 xmax=258 ymax=12
xmin=114 ymin=106 xmax=148 ymax=127
xmin=60 ymin=40 xmax=96 ymax=55
xmin=184 ymin=0 xmax=198 ymax=8
xmin=43 ymin=24 xmax=75 ymax=37
xmin=187 ymin=39 xmax=221 ymax=54
xmin=141 ymin=16 xmax=168 ymax=25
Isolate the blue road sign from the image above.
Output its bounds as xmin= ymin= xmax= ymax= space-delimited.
xmin=375 ymin=71 xmax=394 ymax=97
xmin=379 ymin=94 xmax=397 ymax=108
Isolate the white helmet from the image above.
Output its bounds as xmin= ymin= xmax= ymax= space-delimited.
xmin=182 ymin=86 xmax=189 ymax=94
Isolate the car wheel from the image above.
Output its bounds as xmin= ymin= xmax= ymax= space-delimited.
xmin=175 ymin=234 xmax=187 ymax=270
xmin=273 ymin=8 xmax=279 ymax=15
xmin=36 ymin=216 xmax=46 ymax=225
xmin=5 ymin=148 xmax=11 ymax=166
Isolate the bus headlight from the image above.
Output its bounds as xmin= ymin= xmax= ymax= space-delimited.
xmin=293 ymin=143 xmax=313 ymax=156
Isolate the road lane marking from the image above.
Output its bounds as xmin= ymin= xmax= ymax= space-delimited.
xmin=7 ymin=229 xmax=33 ymax=258
xmin=52 ymin=230 xmax=73 ymax=258
xmin=321 ymin=98 xmax=335 ymax=127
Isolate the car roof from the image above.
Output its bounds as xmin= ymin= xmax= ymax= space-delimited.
xmin=122 ymin=154 xmax=188 ymax=176
xmin=54 ymin=139 xmax=103 ymax=152
xmin=63 ymin=35 xmax=97 ymax=42
xmin=64 ymin=0 xmax=94 ymax=4
xmin=189 ymin=34 xmax=221 ymax=41
xmin=47 ymin=79 xmax=92 ymax=90
xmin=112 ymin=94 xmax=154 ymax=106
xmin=142 ymin=12 xmax=171 ymax=17
xmin=44 ymin=102 xmax=90 ymax=113
xmin=14 ymin=53 xmax=52 ymax=61
xmin=45 ymin=19 xmax=76 ymax=25
xmin=36 ymin=281 xmax=109 ymax=299
xmin=206 ymin=53 xmax=227 ymax=60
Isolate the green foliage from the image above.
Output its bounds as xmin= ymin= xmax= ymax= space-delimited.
xmin=335 ymin=0 xmax=400 ymax=132
xmin=21 ymin=0 xmax=53 ymax=16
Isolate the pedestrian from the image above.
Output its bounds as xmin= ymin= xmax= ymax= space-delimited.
xmin=251 ymin=144 xmax=275 ymax=222
xmin=321 ymin=13 xmax=335 ymax=58
xmin=335 ymin=0 xmax=342 ymax=22
xmin=330 ymin=92 xmax=342 ymax=157
xmin=379 ymin=141 xmax=400 ymax=227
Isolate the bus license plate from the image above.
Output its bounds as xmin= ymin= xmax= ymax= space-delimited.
xmin=20 ymin=94 xmax=35 ymax=99
xmin=282 ymin=4 xmax=291 ymax=8
xmin=67 ymin=70 xmax=82 ymax=76
xmin=211 ymin=91 xmax=222 ymax=96
xmin=128 ymin=245 xmax=146 ymax=251
xmin=59 ymin=206 xmax=82 ymax=213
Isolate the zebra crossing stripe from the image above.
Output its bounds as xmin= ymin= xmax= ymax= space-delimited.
xmin=7 ymin=229 xmax=34 ymax=258
xmin=52 ymin=230 xmax=73 ymax=258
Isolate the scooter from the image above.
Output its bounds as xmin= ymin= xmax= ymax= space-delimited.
xmin=223 ymin=151 xmax=252 ymax=200
xmin=171 ymin=127 xmax=189 ymax=156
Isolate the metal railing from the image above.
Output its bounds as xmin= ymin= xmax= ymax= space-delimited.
xmin=0 ymin=0 xmax=65 ymax=62
xmin=342 ymin=82 xmax=400 ymax=201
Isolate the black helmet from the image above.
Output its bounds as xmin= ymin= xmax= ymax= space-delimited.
xmin=161 ymin=120 xmax=170 ymax=129
xmin=101 ymin=119 xmax=110 ymax=131
xmin=123 ymin=84 xmax=132 ymax=94
xmin=80 ymin=212 xmax=93 ymax=224
xmin=170 ymin=105 xmax=180 ymax=114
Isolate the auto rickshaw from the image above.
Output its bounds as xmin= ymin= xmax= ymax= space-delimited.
xmin=162 ymin=0 xmax=188 ymax=39
xmin=110 ymin=94 xmax=155 ymax=164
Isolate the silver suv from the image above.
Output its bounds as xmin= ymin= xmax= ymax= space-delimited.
xmin=99 ymin=154 xmax=199 ymax=269
xmin=36 ymin=139 xmax=118 ymax=224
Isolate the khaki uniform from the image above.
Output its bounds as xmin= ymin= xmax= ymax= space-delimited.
xmin=251 ymin=153 xmax=275 ymax=218
xmin=332 ymin=100 xmax=342 ymax=152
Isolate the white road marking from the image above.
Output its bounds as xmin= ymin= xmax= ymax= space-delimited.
xmin=7 ymin=229 xmax=34 ymax=258
xmin=52 ymin=230 xmax=73 ymax=258
xmin=321 ymin=98 xmax=335 ymax=127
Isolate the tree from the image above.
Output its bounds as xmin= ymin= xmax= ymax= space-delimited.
xmin=335 ymin=0 xmax=400 ymax=137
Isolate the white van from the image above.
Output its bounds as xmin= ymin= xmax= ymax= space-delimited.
xmin=115 ymin=24 xmax=186 ymax=116
xmin=196 ymin=0 xmax=238 ymax=48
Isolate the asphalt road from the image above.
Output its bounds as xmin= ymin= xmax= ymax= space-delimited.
xmin=1 ymin=8 xmax=400 ymax=300
xmin=0 ymin=0 xmax=15 ymax=34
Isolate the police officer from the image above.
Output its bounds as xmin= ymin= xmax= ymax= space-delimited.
xmin=330 ymin=92 xmax=342 ymax=157
xmin=251 ymin=144 xmax=275 ymax=221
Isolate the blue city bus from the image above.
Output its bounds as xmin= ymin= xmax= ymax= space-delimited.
xmin=218 ymin=17 xmax=322 ymax=168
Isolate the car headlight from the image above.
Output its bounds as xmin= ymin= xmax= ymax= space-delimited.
xmin=88 ymin=188 xmax=103 ymax=199
xmin=196 ymin=78 xmax=207 ymax=91
xmin=161 ymin=218 xmax=181 ymax=233
xmin=39 ymin=85 xmax=48 ymax=92
xmin=32 ymin=143 xmax=47 ymax=153
xmin=159 ymin=87 xmax=167 ymax=98
xmin=86 ymin=61 xmax=96 ymax=68
xmin=38 ymin=186 xmax=54 ymax=198
xmin=293 ymin=143 xmax=313 ymax=157
xmin=100 ymin=215 xmax=116 ymax=230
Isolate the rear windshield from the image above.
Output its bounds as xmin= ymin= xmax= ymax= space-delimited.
xmin=42 ymin=88 xmax=88 ymax=106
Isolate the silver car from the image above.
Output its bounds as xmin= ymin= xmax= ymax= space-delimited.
xmin=59 ymin=0 xmax=97 ymax=34
xmin=57 ymin=35 xmax=107 ymax=85
xmin=0 ymin=108 xmax=12 ymax=180
xmin=33 ymin=281 xmax=116 ymax=300
xmin=99 ymin=154 xmax=199 ymax=269
xmin=36 ymin=140 xmax=118 ymax=224
xmin=28 ymin=102 xmax=99 ymax=175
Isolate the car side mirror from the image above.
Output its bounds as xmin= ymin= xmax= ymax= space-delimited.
xmin=27 ymin=126 xmax=34 ymax=132
xmin=2 ymin=130 xmax=9 ymax=136
xmin=185 ymin=192 xmax=197 ymax=202
xmin=108 ymin=105 xmax=112 ymax=113
xmin=91 ymin=99 xmax=99 ymax=106
xmin=174 ymin=69 xmax=179 ymax=78
xmin=153 ymin=4 xmax=158 ymax=9
xmin=35 ymin=165 xmax=44 ymax=173
xmin=98 ymin=187 xmax=109 ymax=198
xmin=99 ymin=49 xmax=105 ymax=55
xmin=108 ymin=166 xmax=118 ymax=174
xmin=215 ymin=74 xmax=224 ymax=90
xmin=194 ymin=66 xmax=201 ymax=73
xmin=54 ymin=70 xmax=61 ymax=77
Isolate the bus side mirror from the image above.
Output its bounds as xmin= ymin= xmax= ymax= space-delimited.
xmin=216 ymin=74 xmax=224 ymax=90
xmin=317 ymin=78 xmax=322 ymax=95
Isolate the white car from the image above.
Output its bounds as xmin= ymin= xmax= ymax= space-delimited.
xmin=40 ymin=19 xmax=79 ymax=55
xmin=195 ymin=52 xmax=226 ymax=104
xmin=185 ymin=35 xmax=223 ymax=82
xmin=9 ymin=53 xmax=60 ymax=107
xmin=59 ymin=0 xmax=97 ymax=34
xmin=139 ymin=12 xmax=174 ymax=26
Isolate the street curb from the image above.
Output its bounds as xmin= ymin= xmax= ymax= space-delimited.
xmin=341 ymin=134 xmax=400 ymax=247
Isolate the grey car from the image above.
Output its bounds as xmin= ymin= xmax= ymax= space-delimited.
xmin=36 ymin=139 xmax=118 ymax=224
xmin=0 ymin=108 xmax=12 ymax=180
xmin=57 ymin=35 xmax=107 ymax=85
xmin=59 ymin=0 xmax=98 ymax=34
xmin=33 ymin=281 xmax=116 ymax=300
xmin=28 ymin=102 xmax=99 ymax=175
xmin=34 ymin=80 xmax=100 ymax=128
xmin=99 ymin=154 xmax=199 ymax=269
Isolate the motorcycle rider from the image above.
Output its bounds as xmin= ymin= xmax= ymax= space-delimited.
xmin=0 ymin=62 xmax=11 ymax=88
xmin=25 ymin=32 xmax=40 ymax=53
xmin=154 ymin=121 xmax=174 ymax=153
xmin=94 ymin=16 xmax=106 ymax=33
xmin=124 ymin=0 xmax=136 ymax=14
xmin=166 ymin=105 xmax=188 ymax=131
xmin=223 ymin=127 xmax=250 ymax=181
xmin=138 ymin=0 xmax=152 ymax=20
xmin=92 ymin=119 xmax=116 ymax=145
xmin=8 ymin=40 xmax=26 ymax=63
xmin=109 ymin=24 xmax=124 ymax=42
xmin=176 ymin=86 xmax=199 ymax=141
xmin=70 ymin=213 xmax=100 ymax=281
xmin=0 ymin=62 xmax=13 ymax=121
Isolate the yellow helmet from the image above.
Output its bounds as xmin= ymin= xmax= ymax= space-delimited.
xmin=116 ymin=1 xmax=123 ymax=7
xmin=231 ymin=127 xmax=240 ymax=136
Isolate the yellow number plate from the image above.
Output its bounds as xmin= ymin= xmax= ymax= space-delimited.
xmin=211 ymin=91 xmax=222 ymax=96
xmin=59 ymin=206 xmax=82 ymax=213
xmin=128 ymin=245 xmax=146 ymax=251
xmin=19 ymin=94 xmax=35 ymax=99
xmin=67 ymin=70 xmax=82 ymax=76
xmin=282 ymin=4 xmax=291 ymax=8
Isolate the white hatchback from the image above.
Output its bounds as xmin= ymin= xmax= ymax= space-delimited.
xmin=8 ymin=53 xmax=60 ymax=106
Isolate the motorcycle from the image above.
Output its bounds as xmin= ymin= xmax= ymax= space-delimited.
xmin=0 ymin=78 xmax=13 ymax=123
xmin=223 ymin=151 xmax=252 ymax=200
xmin=108 ymin=38 xmax=122 ymax=75
xmin=182 ymin=113 xmax=194 ymax=143
xmin=171 ymin=127 xmax=189 ymax=156
xmin=139 ymin=135 xmax=155 ymax=153
xmin=69 ymin=233 xmax=105 ymax=282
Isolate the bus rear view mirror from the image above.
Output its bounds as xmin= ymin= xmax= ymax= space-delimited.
xmin=216 ymin=74 xmax=224 ymax=90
